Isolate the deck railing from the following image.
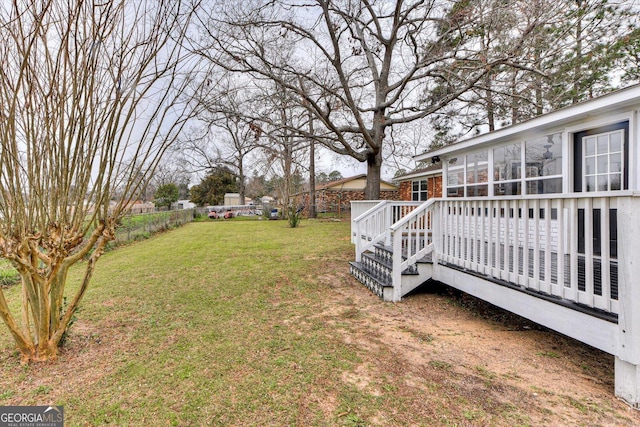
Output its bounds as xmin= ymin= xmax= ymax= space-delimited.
xmin=351 ymin=200 xmax=385 ymax=244
xmin=353 ymin=194 xmax=631 ymax=314
xmin=389 ymin=199 xmax=436 ymax=301
xmin=351 ymin=201 xmax=423 ymax=261
xmin=437 ymin=195 xmax=621 ymax=314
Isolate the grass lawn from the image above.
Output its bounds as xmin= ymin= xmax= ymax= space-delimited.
xmin=0 ymin=219 xmax=365 ymax=425
xmin=0 ymin=218 xmax=638 ymax=426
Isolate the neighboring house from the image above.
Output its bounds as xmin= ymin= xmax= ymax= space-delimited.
xmin=174 ymin=200 xmax=196 ymax=210
xmin=223 ymin=193 xmax=253 ymax=206
xmin=297 ymin=174 xmax=399 ymax=214
xmin=350 ymin=83 xmax=640 ymax=407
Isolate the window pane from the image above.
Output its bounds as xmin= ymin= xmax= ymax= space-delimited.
xmin=525 ymin=178 xmax=564 ymax=195
xmin=494 ymin=182 xmax=520 ymax=196
xmin=585 ymin=157 xmax=595 ymax=175
xmin=466 ymin=151 xmax=488 ymax=184
xmin=467 ymin=164 xmax=488 ymax=184
xmin=586 ymin=176 xmax=596 ymax=191
xmin=467 ymin=185 xmax=488 ymax=197
xmin=413 ymin=181 xmax=419 ymax=191
xmin=447 ymin=187 xmax=464 ymax=197
xmin=526 ymin=133 xmax=562 ymax=176
xmin=611 ymin=131 xmax=622 ymax=152
xmin=539 ymin=178 xmax=563 ymax=194
xmin=585 ymin=137 xmax=596 ymax=155
xmin=611 ymin=174 xmax=622 ymax=191
xmin=610 ymin=153 xmax=621 ymax=173
xmin=597 ymin=175 xmax=608 ymax=191
xmin=597 ymin=155 xmax=608 ymax=174
xmin=597 ymin=135 xmax=609 ymax=153
xmin=493 ymin=143 xmax=521 ymax=181
xmin=448 ymin=168 xmax=464 ymax=186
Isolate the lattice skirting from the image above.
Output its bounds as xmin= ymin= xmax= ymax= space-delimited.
xmin=350 ymin=263 xmax=386 ymax=299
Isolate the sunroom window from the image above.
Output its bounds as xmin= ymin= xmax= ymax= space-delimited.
xmin=524 ymin=133 xmax=562 ymax=194
xmin=447 ymin=158 xmax=464 ymax=197
xmin=493 ymin=143 xmax=521 ymax=196
xmin=583 ymin=130 xmax=623 ymax=192
xmin=466 ymin=151 xmax=488 ymax=196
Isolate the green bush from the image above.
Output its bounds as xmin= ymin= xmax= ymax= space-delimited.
xmin=287 ymin=206 xmax=301 ymax=228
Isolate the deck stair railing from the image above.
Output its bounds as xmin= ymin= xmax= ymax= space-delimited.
xmin=352 ymin=201 xmax=423 ymax=262
xmin=389 ymin=199 xmax=436 ymax=301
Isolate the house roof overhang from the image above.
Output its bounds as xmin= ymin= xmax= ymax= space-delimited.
xmin=395 ymin=165 xmax=442 ymax=181
xmin=415 ymin=83 xmax=640 ymax=163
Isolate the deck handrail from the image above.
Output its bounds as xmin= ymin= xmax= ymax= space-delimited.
xmin=352 ymin=200 xmax=387 ymax=223
xmin=389 ymin=198 xmax=437 ymax=232
xmin=352 ymin=200 xmax=423 ymax=262
xmin=352 ymin=201 xmax=388 ymax=261
xmin=389 ymin=199 xmax=437 ymax=301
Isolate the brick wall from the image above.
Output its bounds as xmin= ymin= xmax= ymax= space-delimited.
xmin=399 ymin=181 xmax=412 ymax=201
xmin=297 ymin=189 xmax=400 ymax=215
xmin=428 ymin=176 xmax=442 ymax=199
xmin=398 ymin=176 xmax=443 ymax=201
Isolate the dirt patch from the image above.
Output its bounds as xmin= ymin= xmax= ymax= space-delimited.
xmin=318 ymin=269 xmax=640 ymax=426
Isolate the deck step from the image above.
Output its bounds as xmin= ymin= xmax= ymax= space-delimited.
xmin=349 ymin=261 xmax=394 ymax=301
xmin=350 ymin=244 xmax=434 ymax=301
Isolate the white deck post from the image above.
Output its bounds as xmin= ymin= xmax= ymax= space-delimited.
xmin=390 ymin=227 xmax=402 ymax=302
xmin=615 ymin=196 xmax=640 ymax=407
xmin=432 ymin=200 xmax=441 ymax=266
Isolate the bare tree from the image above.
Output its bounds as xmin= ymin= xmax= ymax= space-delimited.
xmin=147 ymin=159 xmax=193 ymax=201
xmin=254 ymin=80 xmax=309 ymax=211
xmin=0 ymin=0 xmax=197 ymax=362
xmin=182 ymin=77 xmax=262 ymax=205
xmin=191 ymin=0 xmax=535 ymax=199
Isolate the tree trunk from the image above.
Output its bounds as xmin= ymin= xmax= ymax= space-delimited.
xmin=511 ymin=71 xmax=519 ymax=125
xmin=238 ymin=162 xmax=246 ymax=205
xmin=308 ymin=113 xmax=316 ymax=218
xmin=0 ymin=225 xmax=110 ymax=363
xmin=364 ymin=150 xmax=382 ymax=200
xmin=308 ymin=140 xmax=316 ymax=218
xmin=573 ymin=0 xmax=583 ymax=104
xmin=485 ymin=74 xmax=495 ymax=132
xmin=482 ymin=32 xmax=495 ymax=132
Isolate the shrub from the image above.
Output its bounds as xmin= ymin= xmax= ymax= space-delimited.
xmin=287 ymin=206 xmax=301 ymax=228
